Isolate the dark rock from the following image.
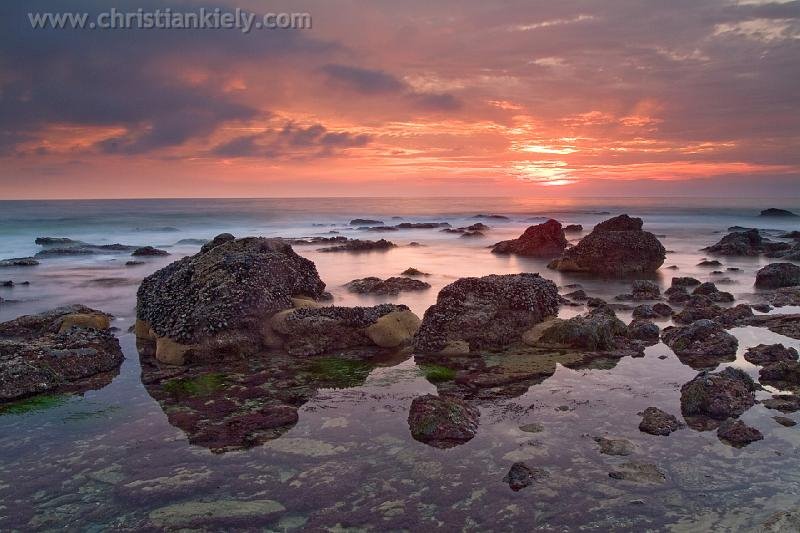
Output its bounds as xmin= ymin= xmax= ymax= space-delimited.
xmin=125 ymin=261 xmax=145 ymax=266
xmin=760 ymin=208 xmax=798 ymax=217
xmin=717 ymin=419 xmax=763 ymax=447
xmin=0 ymin=305 xmax=123 ymax=402
xmin=491 ymin=219 xmax=567 ymax=257
xmin=318 ymin=239 xmax=396 ymax=253
xmin=199 ymin=233 xmax=235 ymax=253
xmin=564 ymin=289 xmax=588 ymax=301
xmin=473 ymin=214 xmax=509 ymax=220
xmin=395 ymin=222 xmax=450 ymax=229
xmin=639 ymin=407 xmax=684 ymax=436
xmin=755 ymin=263 xmax=800 ymax=289
xmin=350 ymin=219 xmax=383 ymax=225
xmin=586 ymin=297 xmax=607 ymax=307
xmin=345 ymin=276 xmax=430 ymax=295
xmin=744 ymin=344 xmax=798 ymax=366
xmin=34 ymin=237 xmax=79 ymax=246
xmin=359 ymin=226 xmax=398 ymax=232
xmin=136 ymin=237 xmax=327 ymax=360
xmin=630 ymin=280 xmax=661 ymax=300
xmin=759 ymin=361 xmax=800 ymax=391
xmin=703 ymin=229 xmax=791 ymax=256
xmin=460 ymin=230 xmax=485 ymax=238
xmin=665 ymin=286 xmax=691 ymax=304
xmin=175 ymin=238 xmax=210 ymax=246
xmin=763 ymin=394 xmax=800 ymax=413
xmin=752 ymin=303 xmax=772 ymax=312
xmin=503 ymin=462 xmax=547 ymax=491
xmin=407 ymin=394 xmax=479 ymax=448
xmin=692 ymin=282 xmax=734 ymax=303
xmin=283 ymin=236 xmax=349 ymax=245
xmin=672 ymin=277 xmax=701 ymax=288
xmin=131 ymin=246 xmax=170 ymax=257
xmin=563 ymin=224 xmax=583 ymax=233
xmin=595 ymin=436 xmax=635 ymax=456
xmin=627 ymin=319 xmax=660 ymax=343
xmin=277 ymin=304 xmax=420 ymax=356
xmin=680 ymin=367 xmax=757 ymax=420
xmin=764 ymin=287 xmax=800 ymax=307
xmin=537 ymin=305 xmax=631 ymax=351
xmin=0 ymin=257 xmax=39 ymax=267
xmin=547 ymin=214 xmax=666 ymax=275
xmin=412 ymin=274 xmax=558 ymax=354
xmin=401 ymin=267 xmax=429 ymax=277
xmin=1 ymin=281 xmax=12 ymax=287
xmin=697 ymin=260 xmax=723 ymax=267
xmin=774 ymin=416 xmax=796 ymax=427
xmin=745 ymin=313 xmax=800 ymax=339
xmin=662 ymin=320 xmax=738 ymax=366
xmin=608 ymin=462 xmax=666 ymax=484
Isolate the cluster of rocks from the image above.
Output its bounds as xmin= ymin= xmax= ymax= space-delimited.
xmin=345 ymin=276 xmax=431 ymax=295
xmin=615 ymin=280 xmax=661 ymax=301
xmin=317 ymin=238 xmax=396 ymax=253
xmin=442 ymin=223 xmax=489 ymax=238
xmin=547 ymin=215 xmax=666 ymax=275
xmin=0 ymin=305 xmax=123 ymax=402
xmin=491 ymin=219 xmax=567 ymax=257
xmin=703 ymin=229 xmax=794 ymax=258
xmin=0 ymin=257 xmax=39 ymax=267
xmin=33 ymin=236 xmax=169 ymax=258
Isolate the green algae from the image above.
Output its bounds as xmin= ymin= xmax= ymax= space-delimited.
xmin=163 ymin=373 xmax=227 ymax=397
xmin=307 ymin=357 xmax=371 ymax=388
xmin=0 ymin=394 xmax=68 ymax=415
xmin=419 ymin=363 xmax=456 ymax=383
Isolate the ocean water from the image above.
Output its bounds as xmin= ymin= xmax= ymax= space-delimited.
xmin=0 ymin=197 xmax=799 ymax=531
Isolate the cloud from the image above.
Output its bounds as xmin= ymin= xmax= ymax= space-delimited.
xmin=212 ymin=121 xmax=371 ymax=159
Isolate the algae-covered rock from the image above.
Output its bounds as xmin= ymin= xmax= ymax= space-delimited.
xmin=407 ymin=394 xmax=479 ymax=448
xmin=680 ymin=367 xmax=757 ymax=420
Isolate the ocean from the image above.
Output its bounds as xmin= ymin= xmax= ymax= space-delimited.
xmin=0 ymin=197 xmax=799 ymax=530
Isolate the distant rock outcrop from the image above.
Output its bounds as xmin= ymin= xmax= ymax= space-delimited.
xmin=491 ymin=219 xmax=567 ymax=257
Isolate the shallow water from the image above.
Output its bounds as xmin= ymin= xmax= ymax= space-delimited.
xmin=0 ymin=197 xmax=799 ymax=531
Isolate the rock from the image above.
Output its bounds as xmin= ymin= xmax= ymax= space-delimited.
xmin=755 ymin=263 xmax=800 ymax=289
xmin=761 ymin=511 xmax=800 ymax=532
xmin=665 ymin=286 xmax=691 ymax=304
xmin=175 ymin=238 xmax=210 ymax=245
xmin=318 ymin=239 xmax=396 ymax=253
xmin=344 ymin=276 xmax=430 ymax=295
xmin=672 ymin=295 xmax=723 ymax=324
xmin=473 ymin=214 xmax=509 ymax=220
xmin=760 ymin=208 xmax=798 ymax=217
xmin=716 ymin=419 xmax=763 ymax=447
xmin=519 ymin=422 xmax=544 ymax=433
xmin=35 ymin=237 xmax=79 ymax=246
xmin=627 ymin=319 xmax=660 ymax=343
xmin=1 ymin=281 xmax=12 ymax=287
xmin=0 ymin=257 xmax=39 ymax=267
xmin=586 ymin=297 xmax=607 ymax=307
xmin=503 ymin=462 xmax=547 ymax=491
xmin=460 ymin=230 xmax=485 ymax=238
xmin=283 ymin=236 xmax=349 ymax=246
xmin=155 ymin=337 xmax=191 ymax=365
xmin=743 ymin=344 xmax=798 ymax=365
xmin=638 ymin=407 xmax=684 ymax=435
xmin=136 ymin=237 xmax=327 ymax=361
xmin=131 ymin=246 xmax=169 ymax=257
xmin=631 ymin=280 xmax=661 ymax=300
xmin=746 ymin=313 xmax=800 ymax=339
xmin=395 ymin=222 xmax=450 ymax=229
xmin=703 ymin=229 xmax=790 ymax=256
xmin=595 ymin=436 xmax=635 ymax=456
xmin=759 ymin=360 xmax=800 ymax=391
xmin=563 ymin=224 xmax=583 ymax=233
xmin=692 ymin=282 xmax=734 ymax=303
xmin=680 ymin=367 xmax=757 ymax=420
xmin=125 ymin=260 xmax=145 ymax=266
xmin=752 ymin=303 xmax=772 ymax=312
xmin=199 ymin=233 xmax=235 ymax=253
xmin=763 ymin=394 xmax=800 ymax=413
xmin=672 ymin=277 xmax=701 ymax=288
xmin=662 ymin=319 xmax=738 ymax=361
xmin=535 ymin=305 xmax=629 ymax=351
xmin=0 ymin=305 xmax=123 ymax=402
xmin=547 ymin=214 xmax=666 ymax=275
xmin=608 ymin=462 xmax=666 ymax=484
xmin=407 ymin=394 xmax=479 ymax=448
xmin=365 ymin=310 xmax=422 ymax=348
xmin=764 ymin=287 xmax=800 ymax=307
xmin=564 ymin=289 xmax=588 ymax=301
xmin=773 ymin=416 xmax=796 ymax=427
xmin=350 ymin=218 xmax=383 ymax=225
xmin=491 ymin=219 xmax=567 ymax=257
xmin=697 ymin=260 xmax=723 ymax=267
xmin=401 ymin=267 xmax=429 ymax=277
xmin=412 ymin=274 xmax=558 ymax=354
xmin=279 ymin=304 xmax=420 ymax=356
xmin=148 ymin=499 xmax=285 ymax=528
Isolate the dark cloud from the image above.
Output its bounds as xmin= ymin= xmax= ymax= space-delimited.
xmin=212 ymin=122 xmax=371 ymax=159
xmin=320 ymin=64 xmax=406 ymax=94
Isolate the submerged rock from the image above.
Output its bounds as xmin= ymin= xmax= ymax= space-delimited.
xmin=318 ymin=238 xmax=396 ymax=253
xmin=412 ymin=274 xmax=558 ymax=354
xmin=345 ymin=276 xmax=430 ymax=295
xmin=547 ymin=214 xmax=666 ymax=275
xmin=743 ymin=344 xmax=798 ymax=366
xmin=131 ymin=246 xmax=169 ymax=257
xmin=0 ymin=305 xmax=123 ymax=402
xmin=638 ymin=407 xmax=684 ymax=436
xmin=0 ymin=257 xmax=39 ymax=267
xmin=491 ymin=219 xmax=567 ymax=257
xmin=407 ymin=394 xmax=479 ymax=448
xmin=680 ymin=367 xmax=757 ymax=421
xmin=773 ymin=416 xmax=796 ymax=427
xmin=755 ymin=263 xmax=800 ymax=289
xmin=595 ymin=436 xmax=635 ymax=456
xmin=608 ymin=462 xmax=666 ymax=484
xmin=763 ymin=394 xmax=800 ymax=413
xmin=503 ymin=462 xmax=547 ymax=491
xmin=716 ymin=419 xmax=763 ymax=447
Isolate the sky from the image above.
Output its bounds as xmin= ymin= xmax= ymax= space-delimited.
xmin=0 ymin=0 xmax=799 ymax=199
